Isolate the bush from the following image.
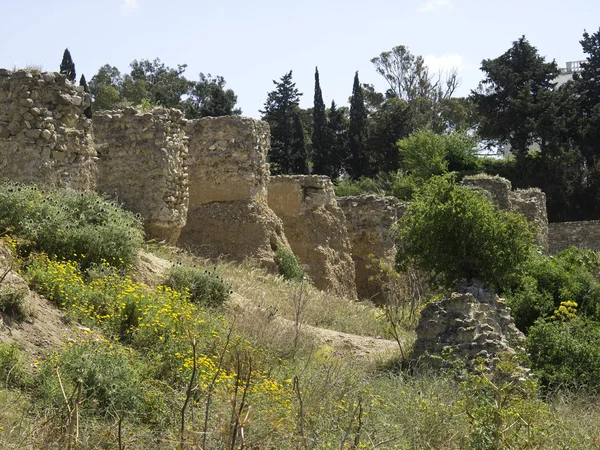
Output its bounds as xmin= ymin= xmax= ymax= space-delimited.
xmin=397 ymin=175 xmax=534 ymax=290
xmin=274 ymin=247 xmax=305 ymax=282
xmin=527 ymin=317 xmax=600 ymax=392
xmin=163 ymin=263 xmax=231 ymax=308
xmin=506 ymin=248 xmax=600 ymax=331
xmin=0 ymin=182 xmax=144 ymax=270
xmin=334 ymin=177 xmax=386 ymax=197
xmin=0 ymin=343 xmax=30 ymax=389
xmin=0 ymin=283 xmax=29 ymax=319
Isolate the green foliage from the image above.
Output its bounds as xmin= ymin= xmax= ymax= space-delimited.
xmin=163 ymin=263 xmax=231 ymax=308
xmin=527 ymin=317 xmax=600 ymax=392
xmin=334 ymin=176 xmax=386 ymax=197
xmin=0 ymin=182 xmax=144 ymax=270
xmin=311 ymin=67 xmax=331 ymax=177
xmin=0 ymin=282 xmax=29 ymax=319
xmin=274 ymin=247 xmax=305 ymax=282
xmin=397 ymin=175 xmax=534 ymax=290
xmin=183 ymin=73 xmax=241 ymax=118
xmin=325 ymin=100 xmax=348 ymax=178
xmin=348 ymin=71 xmax=369 ymax=178
xmin=261 ymin=71 xmax=307 ymax=175
xmin=59 ymin=48 xmax=76 ymax=82
xmin=0 ymin=344 xmax=30 ymax=389
xmin=506 ymin=248 xmax=600 ymax=331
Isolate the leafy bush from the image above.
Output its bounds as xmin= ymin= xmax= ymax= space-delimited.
xmin=334 ymin=177 xmax=386 ymax=197
xmin=397 ymin=175 xmax=534 ymax=290
xmin=274 ymin=247 xmax=305 ymax=282
xmin=0 ymin=343 xmax=30 ymax=389
xmin=0 ymin=182 xmax=144 ymax=269
xmin=527 ymin=317 xmax=600 ymax=392
xmin=163 ymin=263 xmax=231 ymax=308
xmin=506 ymin=248 xmax=600 ymax=331
xmin=0 ymin=283 xmax=29 ymax=319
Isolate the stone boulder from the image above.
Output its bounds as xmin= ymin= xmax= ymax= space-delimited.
xmin=413 ymin=281 xmax=525 ymax=370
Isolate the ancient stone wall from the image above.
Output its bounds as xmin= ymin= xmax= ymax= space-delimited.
xmin=93 ymin=107 xmax=189 ymax=243
xmin=268 ymin=175 xmax=357 ymax=299
xmin=461 ymin=175 xmax=549 ymax=253
xmin=0 ymin=69 xmax=96 ymax=190
xmin=179 ymin=116 xmax=290 ymax=271
xmin=413 ymin=282 xmax=526 ymax=370
xmin=548 ymin=220 xmax=600 ymax=254
xmin=338 ymin=195 xmax=405 ymax=303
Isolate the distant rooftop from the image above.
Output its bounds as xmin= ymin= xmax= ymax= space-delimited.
xmin=561 ymin=60 xmax=585 ymax=74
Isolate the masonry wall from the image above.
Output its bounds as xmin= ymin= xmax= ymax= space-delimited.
xmin=179 ymin=116 xmax=290 ymax=271
xmin=548 ymin=221 xmax=600 ymax=254
xmin=0 ymin=69 xmax=96 ymax=190
xmin=338 ymin=195 xmax=405 ymax=303
xmin=93 ymin=107 xmax=189 ymax=243
xmin=268 ymin=175 xmax=357 ymax=299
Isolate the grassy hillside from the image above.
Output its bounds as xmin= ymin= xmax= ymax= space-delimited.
xmin=1 ymin=182 xmax=600 ymax=449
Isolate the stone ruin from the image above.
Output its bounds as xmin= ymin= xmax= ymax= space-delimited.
xmin=177 ymin=116 xmax=291 ymax=272
xmin=0 ymin=69 xmax=97 ymax=191
xmin=93 ymin=107 xmax=189 ymax=243
xmin=268 ymin=175 xmax=357 ymax=299
xmin=412 ymin=281 xmax=526 ymax=370
xmin=337 ymin=195 xmax=406 ymax=303
xmin=461 ymin=175 xmax=549 ymax=253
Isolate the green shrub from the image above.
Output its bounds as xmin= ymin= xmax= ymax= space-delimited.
xmin=0 ymin=344 xmax=30 ymax=389
xmin=0 ymin=182 xmax=144 ymax=270
xmin=506 ymin=248 xmax=600 ymax=331
xmin=274 ymin=247 xmax=305 ymax=282
xmin=0 ymin=282 xmax=29 ymax=319
xmin=163 ymin=263 xmax=231 ymax=308
xmin=334 ymin=177 xmax=386 ymax=197
xmin=526 ymin=317 xmax=600 ymax=392
xmin=397 ymin=175 xmax=534 ymax=290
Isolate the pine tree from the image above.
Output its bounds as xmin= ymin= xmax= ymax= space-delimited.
xmin=312 ymin=67 xmax=330 ymax=176
xmin=79 ymin=74 xmax=93 ymax=119
xmin=60 ymin=48 xmax=76 ymax=82
xmin=261 ymin=71 xmax=304 ymax=174
xmin=348 ymin=72 xmax=369 ymax=178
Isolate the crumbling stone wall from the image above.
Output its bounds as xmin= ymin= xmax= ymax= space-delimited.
xmin=93 ymin=107 xmax=189 ymax=243
xmin=461 ymin=175 xmax=549 ymax=253
xmin=413 ymin=281 xmax=526 ymax=370
xmin=179 ymin=116 xmax=290 ymax=271
xmin=268 ymin=175 xmax=357 ymax=299
xmin=0 ymin=69 xmax=96 ymax=190
xmin=548 ymin=221 xmax=600 ymax=254
xmin=510 ymin=188 xmax=549 ymax=252
xmin=338 ymin=195 xmax=405 ymax=303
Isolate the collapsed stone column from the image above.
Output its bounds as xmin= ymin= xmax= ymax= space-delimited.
xmin=0 ymin=70 xmax=97 ymax=190
xmin=268 ymin=175 xmax=357 ymax=299
xmin=93 ymin=107 xmax=189 ymax=243
xmin=461 ymin=175 xmax=549 ymax=253
xmin=178 ymin=116 xmax=290 ymax=272
xmin=337 ymin=195 xmax=405 ymax=303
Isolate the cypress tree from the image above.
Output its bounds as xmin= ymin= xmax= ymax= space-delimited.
xmin=79 ymin=74 xmax=93 ymax=119
xmin=327 ymin=100 xmax=348 ymax=179
xmin=60 ymin=48 xmax=76 ymax=82
xmin=312 ymin=67 xmax=330 ymax=176
xmin=291 ymin=111 xmax=310 ymax=174
xmin=348 ymin=72 xmax=369 ymax=178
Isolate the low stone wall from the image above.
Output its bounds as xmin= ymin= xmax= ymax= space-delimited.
xmin=338 ymin=195 xmax=405 ymax=303
xmin=179 ymin=116 xmax=290 ymax=271
xmin=0 ymin=69 xmax=97 ymax=190
xmin=93 ymin=107 xmax=189 ymax=243
xmin=548 ymin=220 xmax=600 ymax=254
xmin=268 ymin=175 xmax=357 ymax=299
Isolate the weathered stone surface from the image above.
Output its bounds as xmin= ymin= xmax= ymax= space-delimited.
xmin=186 ymin=116 xmax=270 ymax=208
xmin=337 ymin=195 xmax=406 ymax=303
xmin=179 ymin=199 xmax=290 ymax=273
xmin=510 ymin=188 xmax=549 ymax=252
xmin=413 ymin=281 xmax=525 ymax=370
xmin=93 ymin=108 xmax=189 ymax=243
xmin=462 ymin=175 xmax=513 ymax=210
xmin=269 ymin=175 xmax=357 ymax=299
xmin=180 ymin=116 xmax=291 ymax=271
xmin=0 ymin=70 xmax=97 ymax=190
xmin=548 ymin=220 xmax=600 ymax=254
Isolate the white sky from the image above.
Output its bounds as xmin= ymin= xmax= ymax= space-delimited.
xmin=1 ymin=0 xmax=598 ymax=118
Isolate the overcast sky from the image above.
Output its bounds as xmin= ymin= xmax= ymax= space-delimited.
xmin=1 ymin=0 xmax=598 ymax=118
